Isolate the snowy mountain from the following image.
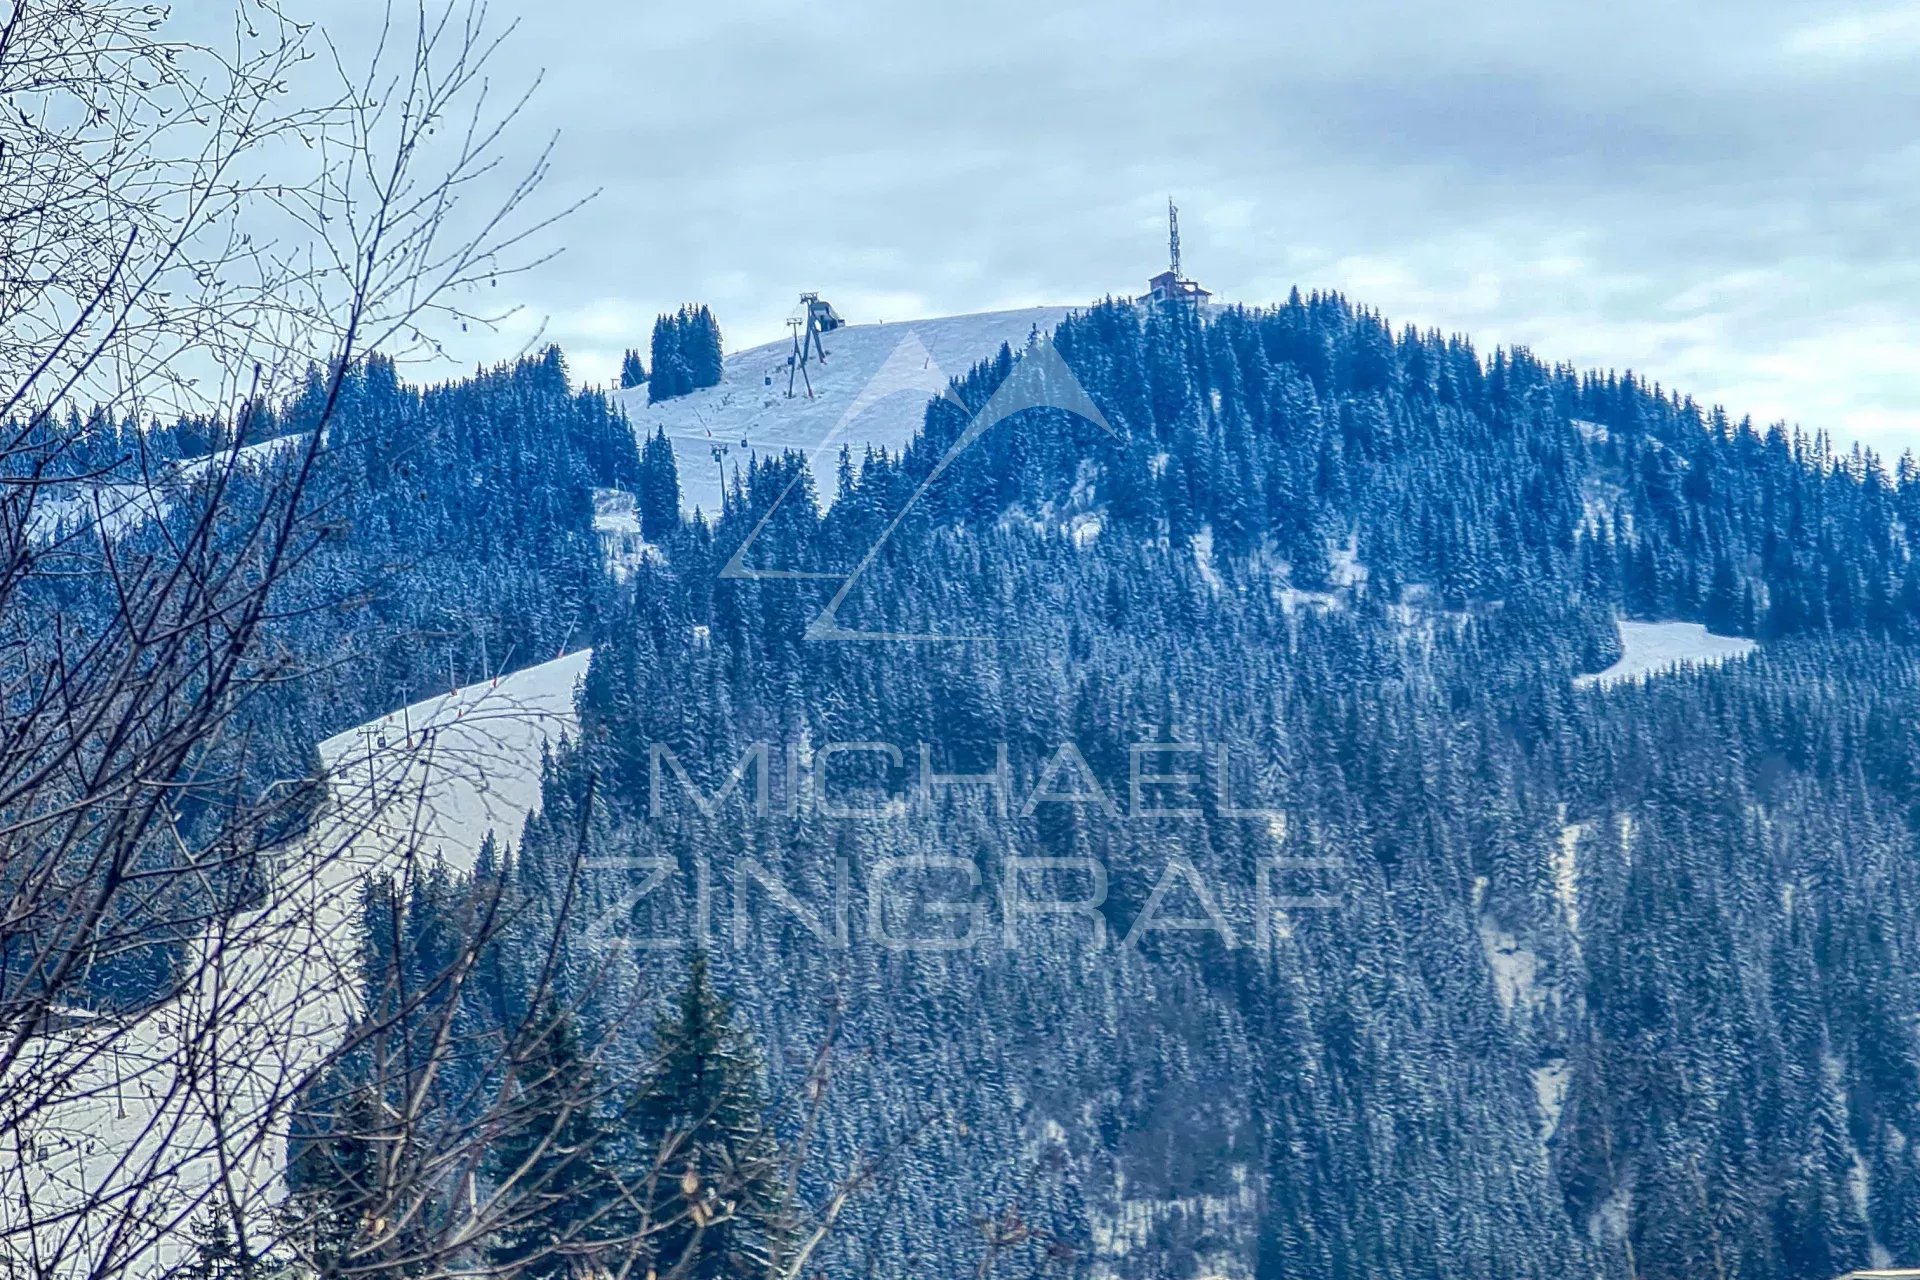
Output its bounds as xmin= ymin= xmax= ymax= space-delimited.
xmin=611 ymin=306 xmax=1075 ymax=516
xmin=544 ymin=293 xmax=1920 ymax=1280
xmin=28 ymin=288 xmax=1920 ymax=1280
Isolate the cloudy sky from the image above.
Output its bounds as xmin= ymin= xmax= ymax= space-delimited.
xmin=376 ymin=0 xmax=1920 ymax=455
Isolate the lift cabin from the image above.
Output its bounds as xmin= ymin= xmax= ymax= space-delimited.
xmin=802 ymin=292 xmax=845 ymax=334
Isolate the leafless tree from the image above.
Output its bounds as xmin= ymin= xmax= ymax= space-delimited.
xmin=0 ymin=1 xmax=588 ymax=1274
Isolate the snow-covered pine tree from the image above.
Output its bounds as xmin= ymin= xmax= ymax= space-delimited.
xmin=280 ymin=1083 xmax=384 ymax=1279
xmin=486 ymin=1004 xmax=625 ymax=1279
xmin=689 ymin=305 xmax=724 ymax=390
xmin=627 ymin=951 xmax=788 ymax=1280
xmin=640 ymin=425 xmax=681 ymax=542
xmin=620 ymin=347 xmax=647 ymax=389
xmin=184 ymin=1206 xmax=270 ymax=1280
xmin=649 ymin=313 xmax=685 ymax=403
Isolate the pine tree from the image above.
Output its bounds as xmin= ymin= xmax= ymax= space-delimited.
xmin=640 ymin=425 xmax=681 ymax=542
xmin=282 ymin=1082 xmax=382 ymax=1279
xmin=652 ymin=352 xmax=690 ymax=405
xmin=185 ymin=1206 xmax=269 ymax=1280
xmin=689 ymin=306 xmax=725 ymax=390
xmin=487 ymin=1004 xmax=624 ymax=1280
xmin=649 ymin=314 xmax=684 ymax=403
xmin=646 ymin=307 xmax=721 ymax=402
xmin=620 ymin=348 xmax=647 ymax=390
xmin=628 ymin=952 xmax=787 ymax=1280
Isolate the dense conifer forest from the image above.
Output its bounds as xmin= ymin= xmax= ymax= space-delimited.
xmin=35 ymin=292 xmax=1920 ymax=1278
xmin=523 ymin=295 xmax=1920 ymax=1277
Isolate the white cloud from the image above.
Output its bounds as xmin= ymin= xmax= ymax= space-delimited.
xmin=1782 ymin=7 xmax=1920 ymax=61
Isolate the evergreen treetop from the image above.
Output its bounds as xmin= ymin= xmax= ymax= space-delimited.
xmin=627 ymin=952 xmax=788 ymax=1280
xmin=620 ymin=348 xmax=647 ymax=389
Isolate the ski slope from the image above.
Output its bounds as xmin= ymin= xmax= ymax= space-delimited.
xmin=28 ymin=432 xmax=312 ymax=544
xmin=612 ymin=306 xmax=1076 ymax=517
xmin=4 ymin=650 xmax=590 ymax=1276
xmin=1576 ymin=621 xmax=1757 ymax=689
xmin=315 ymin=646 xmax=590 ymax=870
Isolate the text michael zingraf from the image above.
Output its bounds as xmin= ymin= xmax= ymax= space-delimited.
xmin=577 ymin=740 xmax=1343 ymax=956
xmin=643 ymin=739 xmax=1290 ymax=822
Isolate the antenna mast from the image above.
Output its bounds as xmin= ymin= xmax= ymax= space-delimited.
xmin=1168 ymin=197 xmax=1182 ymax=279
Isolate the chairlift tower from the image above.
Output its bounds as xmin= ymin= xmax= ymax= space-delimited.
xmin=785 ymin=292 xmax=845 ymax=398
xmin=785 ymin=316 xmax=814 ymax=399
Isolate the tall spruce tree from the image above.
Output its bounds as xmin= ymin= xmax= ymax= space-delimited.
xmin=640 ymin=425 xmax=681 ymax=541
xmin=628 ymin=952 xmax=787 ymax=1280
xmin=649 ymin=313 xmax=684 ymax=403
xmin=281 ymin=1083 xmax=383 ymax=1279
xmin=689 ymin=305 xmax=724 ymax=390
xmin=487 ymin=1004 xmax=624 ymax=1280
xmin=620 ymin=348 xmax=647 ymax=390
xmin=185 ymin=1207 xmax=269 ymax=1280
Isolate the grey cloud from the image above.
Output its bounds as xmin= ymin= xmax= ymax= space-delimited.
xmin=302 ymin=0 xmax=1920 ymax=454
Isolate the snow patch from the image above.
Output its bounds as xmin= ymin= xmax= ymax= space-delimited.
xmin=1533 ymin=1060 xmax=1572 ymax=1143
xmin=1088 ymin=1164 xmax=1257 ymax=1280
xmin=169 ymin=432 xmax=311 ymax=486
xmin=1593 ymin=1187 xmax=1633 ymax=1246
xmin=1193 ymin=525 xmax=1223 ymax=590
xmin=28 ymin=433 xmax=312 ymax=545
xmin=1479 ymin=916 xmax=1540 ymax=1016
xmin=1579 ymin=476 xmax=1628 ymax=536
xmin=1576 ymin=620 xmax=1756 ymax=689
xmin=1554 ymin=819 xmax=1585 ymax=938
xmin=1327 ymin=535 xmax=1368 ymax=590
xmin=1278 ymin=587 xmax=1341 ymax=614
xmin=591 ymin=487 xmax=662 ymax=580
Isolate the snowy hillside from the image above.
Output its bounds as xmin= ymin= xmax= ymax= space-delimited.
xmin=316 ymin=646 xmax=590 ymax=870
xmin=612 ymin=306 xmax=1075 ymax=516
xmin=6 ymin=651 xmax=589 ymax=1275
xmin=28 ymin=432 xmax=312 ymax=544
xmin=1576 ymin=621 xmax=1758 ymax=689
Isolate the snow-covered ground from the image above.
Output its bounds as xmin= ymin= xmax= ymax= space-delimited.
xmin=591 ymin=487 xmax=661 ymax=581
xmin=1576 ymin=620 xmax=1757 ymax=689
xmin=4 ymin=650 xmax=589 ymax=1275
xmin=315 ymin=647 xmax=590 ymax=870
xmin=1479 ymin=915 xmax=1543 ymax=1018
xmin=612 ymin=307 xmax=1076 ymax=517
xmin=28 ymin=432 xmax=312 ymax=544
xmin=168 ymin=432 xmax=311 ymax=486
xmin=1533 ymin=1060 xmax=1572 ymax=1144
